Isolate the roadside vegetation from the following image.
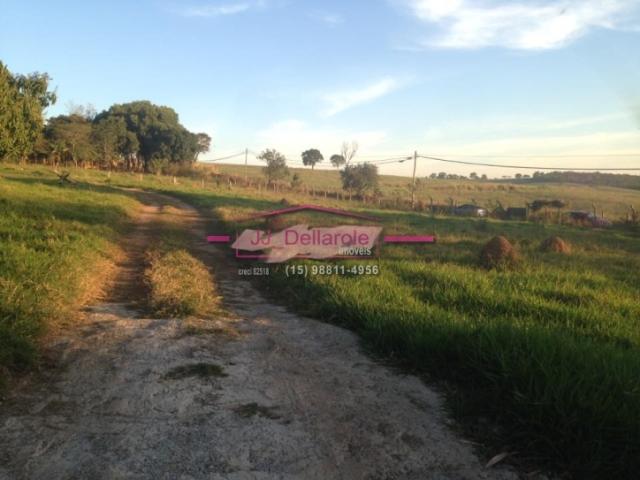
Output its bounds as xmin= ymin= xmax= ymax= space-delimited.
xmin=0 ymin=166 xmax=137 ymax=388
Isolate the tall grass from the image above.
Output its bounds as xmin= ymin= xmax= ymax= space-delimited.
xmin=0 ymin=168 xmax=136 ymax=387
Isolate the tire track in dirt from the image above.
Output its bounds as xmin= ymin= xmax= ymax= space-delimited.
xmin=0 ymin=190 xmax=529 ymax=480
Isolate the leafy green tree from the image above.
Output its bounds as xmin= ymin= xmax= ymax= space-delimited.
xmin=340 ymin=163 xmax=378 ymax=197
xmin=45 ymin=114 xmax=95 ymax=167
xmin=91 ymin=116 xmax=138 ymax=169
xmin=94 ymin=101 xmax=199 ymax=171
xmin=258 ymin=149 xmax=289 ymax=185
xmin=301 ymin=148 xmax=323 ymax=170
xmin=195 ymin=133 xmax=212 ymax=160
xmin=13 ymin=71 xmax=57 ymax=110
xmin=0 ymin=62 xmax=56 ymax=162
xmin=330 ymin=154 xmax=345 ymax=168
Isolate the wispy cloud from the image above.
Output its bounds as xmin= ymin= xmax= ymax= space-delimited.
xmin=321 ymin=77 xmax=405 ymax=117
xmin=179 ymin=1 xmax=264 ymax=18
xmin=309 ymin=11 xmax=345 ymax=27
xmin=404 ymin=0 xmax=640 ymax=50
xmin=257 ymin=119 xmax=387 ymax=154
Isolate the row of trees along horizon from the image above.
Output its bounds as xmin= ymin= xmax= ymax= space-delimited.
xmin=3 ymin=61 xmax=639 ymax=197
xmin=0 ymin=62 xmax=379 ymax=196
xmin=1 ymin=62 xmax=210 ymax=174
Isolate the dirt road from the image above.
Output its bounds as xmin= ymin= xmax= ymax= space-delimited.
xmin=0 ymin=191 xmax=521 ymax=480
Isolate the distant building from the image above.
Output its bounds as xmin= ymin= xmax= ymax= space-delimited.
xmin=454 ymin=204 xmax=487 ymax=217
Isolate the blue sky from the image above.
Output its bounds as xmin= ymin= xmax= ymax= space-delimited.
xmin=1 ymin=0 xmax=639 ymax=176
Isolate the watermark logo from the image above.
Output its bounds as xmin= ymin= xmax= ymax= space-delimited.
xmin=207 ymin=204 xmax=435 ymax=263
xmin=231 ymin=224 xmax=382 ymax=263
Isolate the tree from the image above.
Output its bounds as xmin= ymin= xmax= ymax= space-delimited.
xmin=13 ymin=71 xmax=57 ymax=110
xmin=195 ymin=133 xmax=212 ymax=161
xmin=93 ymin=101 xmax=200 ymax=171
xmin=470 ymin=172 xmax=478 ymax=180
xmin=45 ymin=114 xmax=95 ymax=167
xmin=330 ymin=154 xmax=345 ymax=168
xmin=515 ymin=173 xmax=523 ymax=179
xmin=429 ymin=173 xmax=437 ymax=179
xmin=481 ymin=174 xmax=488 ymax=180
xmin=0 ymin=62 xmax=56 ymax=162
xmin=301 ymin=148 xmax=323 ymax=170
xmin=258 ymin=149 xmax=289 ymax=185
xmin=91 ymin=116 xmax=137 ymax=169
xmin=437 ymin=172 xmax=447 ymax=179
xmin=340 ymin=141 xmax=358 ymax=166
xmin=340 ymin=163 xmax=378 ymax=197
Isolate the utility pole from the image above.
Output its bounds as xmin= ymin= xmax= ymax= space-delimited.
xmin=411 ymin=150 xmax=418 ymax=209
xmin=244 ymin=148 xmax=248 ymax=184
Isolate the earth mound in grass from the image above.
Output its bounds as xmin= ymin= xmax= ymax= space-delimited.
xmin=540 ymin=236 xmax=571 ymax=254
xmin=479 ymin=235 xmax=519 ymax=269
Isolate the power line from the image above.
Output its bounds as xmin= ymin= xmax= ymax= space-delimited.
xmin=201 ymin=151 xmax=246 ymax=163
xmin=417 ymin=154 xmax=640 ymax=171
xmin=203 ymin=148 xmax=640 ymax=172
xmin=418 ymin=153 xmax=640 ymax=158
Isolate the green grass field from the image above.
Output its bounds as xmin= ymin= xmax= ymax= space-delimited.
xmin=211 ymin=162 xmax=640 ymax=219
xmin=0 ymin=166 xmax=138 ymax=387
xmin=3 ymin=165 xmax=640 ymax=478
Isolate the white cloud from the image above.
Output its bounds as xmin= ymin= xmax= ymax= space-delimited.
xmin=321 ymin=77 xmax=404 ymax=117
xmin=256 ymin=119 xmax=388 ymax=156
xmin=180 ymin=1 xmax=265 ymax=18
xmin=405 ymin=0 xmax=639 ymax=50
xmin=310 ymin=11 xmax=345 ymax=27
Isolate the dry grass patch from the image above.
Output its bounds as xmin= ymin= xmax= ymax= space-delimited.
xmin=145 ymin=249 xmax=220 ymax=318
